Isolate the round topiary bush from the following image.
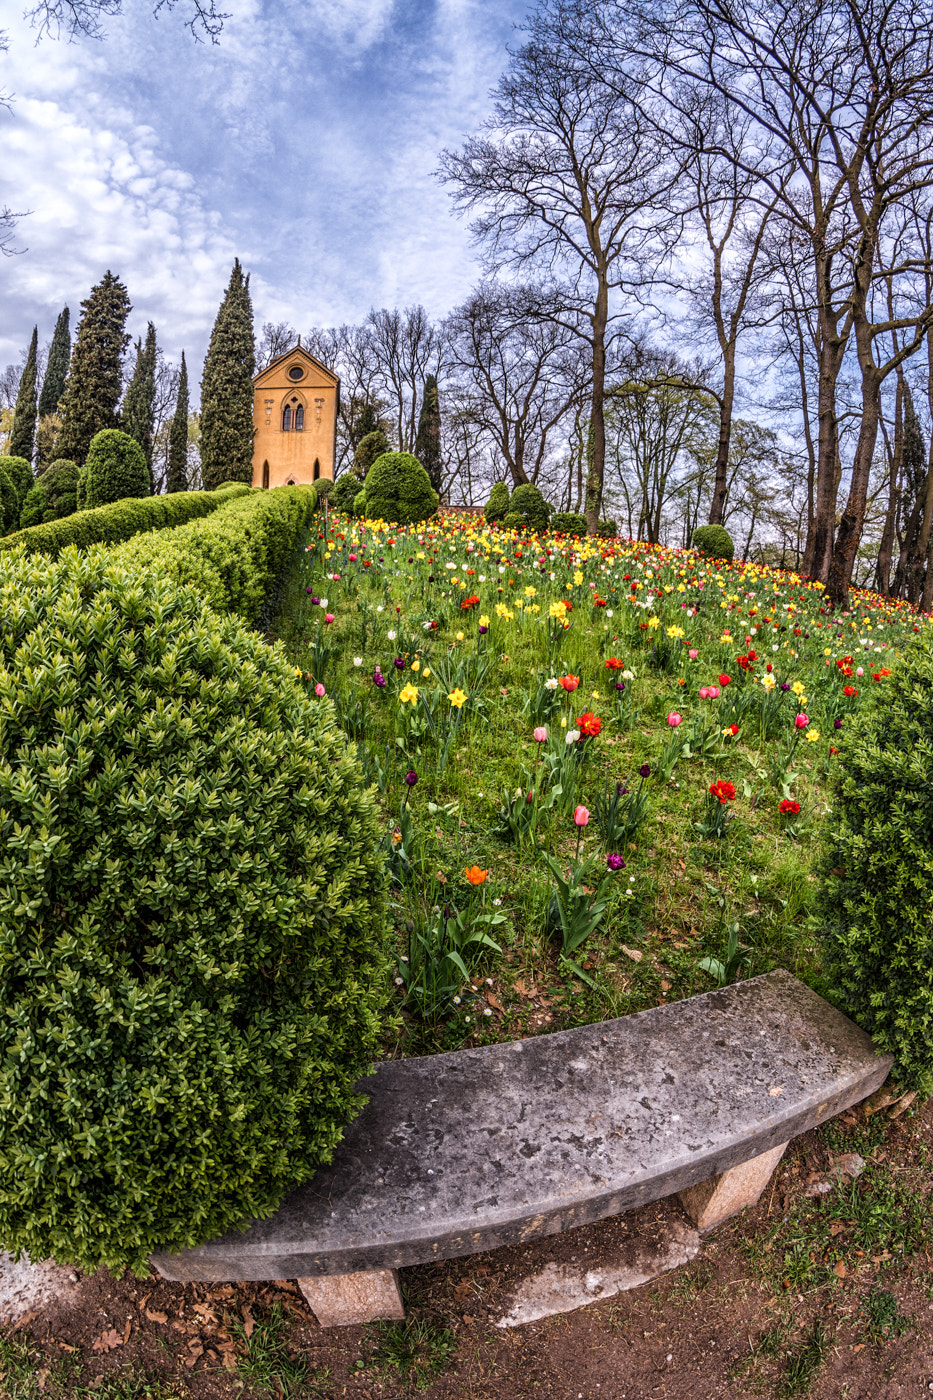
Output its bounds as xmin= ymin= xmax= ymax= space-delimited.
xmin=551 ymin=511 xmax=588 ymax=536
xmin=40 ymin=458 xmax=80 ymax=521
xmin=353 ymin=489 xmax=367 ymax=517
xmin=508 ymin=483 xmax=550 ymax=534
xmin=0 ymin=455 xmax=34 ymax=508
xmin=353 ymin=430 xmax=390 ymax=477
xmin=0 ymin=547 xmax=390 ymax=1272
xmin=332 ymin=471 xmax=361 ymax=516
xmin=817 ymin=639 xmax=933 ymax=1094
xmin=692 ymin=523 xmax=735 ymax=561
xmin=85 ymin=429 xmax=150 ymax=508
xmin=17 ymin=484 xmax=48 ymax=531
xmin=485 ymin=481 xmax=511 ymax=523
xmin=596 ymin=518 xmax=618 ymax=538
xmin=362 ymin=452 xmax=438 ymax=526
xmin=502 ymin=510 xmax=523 ymax=531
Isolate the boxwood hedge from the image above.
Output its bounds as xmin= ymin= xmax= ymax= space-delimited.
xmin=2 ymin=484 xmax=252 ymax=556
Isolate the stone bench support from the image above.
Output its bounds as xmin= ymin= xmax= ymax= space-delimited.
xmin=152 ymin=971 xmax=891 ymax=1327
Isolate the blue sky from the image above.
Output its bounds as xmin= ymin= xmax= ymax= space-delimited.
xmin=1 ymin=0 xmax=527 ymax=381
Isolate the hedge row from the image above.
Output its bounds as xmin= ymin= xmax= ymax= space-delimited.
xmin=1 ymin=483 xmax=253 ymax=557
xmin=105 ymin=483 xmax=317 ymax=622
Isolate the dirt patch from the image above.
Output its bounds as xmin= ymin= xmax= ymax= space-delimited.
xmin=5 ymin=1103 xmax=933 ymax=1400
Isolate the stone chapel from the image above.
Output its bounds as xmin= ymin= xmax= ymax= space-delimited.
xmin=251 ymin=342 xmax=339 ymax=489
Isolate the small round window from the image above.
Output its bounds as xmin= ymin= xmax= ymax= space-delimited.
xmin=288 ymin=365 xmax=304 ymax=381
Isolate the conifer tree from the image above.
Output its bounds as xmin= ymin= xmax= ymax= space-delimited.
xmin=57 ymin=272 xmax=132 ymax=466
xmin=414 ymin=373 xmax=442 ymax=495
xmin=10 ymin=328 xmax=38 ymax=464
xmin=166 ymin=352 xmax=189 ymax=494
xmin=38 ymin=307 xmax=71 ymax=419
xmin=200 ymin=260 xmax=255 ymax=488
xmin=122 ymin=322 xmax=157 ymax=489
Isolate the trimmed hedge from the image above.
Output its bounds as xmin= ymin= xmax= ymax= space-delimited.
xmin=1 ymin=484 xmax=252 ymax=557
xmin=362 ymin=451 xmax=438 ymax=526
xmin=353 ymin=489 xmax=367 ymax=518
xmin=508 ymin=483 xmax=550 ymax=534
xmin=85 ymin=429 xmax=150 ymax=508
xmin=597 ymin=518 xmax=618 ymax=538
xmin=107 ymin=484 xmax=317 ymax=622
xmin=354 ymin=430 xmax=390 ymax=476
xmin=692 ymin=523 xmax=735 ymax=561
xmin=332 ymin=471 xmax=362 ymax=515
xmin=551 ymin=511 xmax=588 ymax=535
xmin=0 ymin=543 xmax=390 ymax=1273
xmin=485 ymin=481 xmax=510 ymax=523
xmin=0 ymin=455 xmax=33 ymax=507
xmin=818 ymin=638 xmax=933 ymax=1093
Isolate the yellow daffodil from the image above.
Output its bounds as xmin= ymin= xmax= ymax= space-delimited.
xmin=761 ymin=674 xmax=776 ymax=690
xmin=666 ymin=625 xmax=684 ymax=639
xmin=524 ymin=586 xmax=536 ymax=598
xmin=479 ymin=614 xmax=490 ymax=627
xmin=573 ymin=570 xmax=583 ymax=585
xmin=456 ymin=630 xmax=464 ymax=641
xmin=448 ymin=688 xmax=468 ymax=708
xmin=399 ymin=682 xmax=419 ymax=705
xmin=805 ymin=728 xmax=820 ymax=743
xmin=791 ymin=681 xmax=806 ymax=696
xmin=647 ymin=616 xmax=660 ymax=630
xmin=549 ymin=601 xmax=568 ymax=620
xmin=411 ymin=661 xmax=420 ymax=672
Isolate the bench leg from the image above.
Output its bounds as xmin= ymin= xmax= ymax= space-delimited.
xmin=677 ymin=1141 xmax=788 ymax=1233
xmin=297 ymin=1269 xmax=405 ymax=1328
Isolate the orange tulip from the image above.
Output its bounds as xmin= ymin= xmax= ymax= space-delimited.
xmin=464 ymin=865 xmax=489 ymax=885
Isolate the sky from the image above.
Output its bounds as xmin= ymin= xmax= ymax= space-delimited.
xmin=0 ymin=0 xmax=528 ymax=385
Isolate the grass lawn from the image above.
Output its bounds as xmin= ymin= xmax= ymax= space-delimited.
xmin=270 ymin=507 xmax=928 ymax=1059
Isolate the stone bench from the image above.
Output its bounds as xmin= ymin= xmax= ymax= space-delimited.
xmin=152 ymin=969 xmax=891 ymax=1326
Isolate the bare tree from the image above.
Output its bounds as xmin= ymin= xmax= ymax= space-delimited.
xmin=440 ymin=0 xmax=686 ymax=533
xmin=444 ymin=282 xmax=588 ymax=490
xmin=366 ymin=306 xmax=441 ymax=455
xmin=256 ymin=321 xmax=298 ymax=371
xmin=26 ymin=0 xmax=228 ymax=41
xmin=303 ymin=322 xmax=387 ymax=474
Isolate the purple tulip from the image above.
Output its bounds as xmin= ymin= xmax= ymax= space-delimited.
xmin=607 ymin=853 xmax=626 ymax=871
xmin=374 ymin=672 xmax=386 ymax=688
xmin=394 ymin=657 xmax=405 ymax=670
xmin=639 ymin=764 xmax=651 ymax=779
xmin=405 ymin=769 xmax=418 ymax=787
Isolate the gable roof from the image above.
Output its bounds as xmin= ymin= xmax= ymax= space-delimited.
xmin=253 ymin=343 xmax=339 ymax=388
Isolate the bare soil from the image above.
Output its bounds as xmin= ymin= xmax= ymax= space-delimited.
xmin=6 ymin=1100 xmax=933 ymax=1400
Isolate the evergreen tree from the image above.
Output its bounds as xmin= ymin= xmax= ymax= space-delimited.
xmin=414 ymin=373 xmax=442 ymax=494
xmin=200 ymin=259 xmax=255 ymax=488
xmin=56 ymin=272 xmax=132 ymax=466
xmin=122 ymin=322 xmax=157 ymax=489
xmin=38 ymin=307 xmax=71 ymax=419
xmin=166 ymin=351 xmax=189 ymax=494
xmin=10 ymin=328 xmax=38 ymax=464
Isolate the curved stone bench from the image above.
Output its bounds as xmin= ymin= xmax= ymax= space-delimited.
xmin=152 ymin=970 xmax=891 ymax=1326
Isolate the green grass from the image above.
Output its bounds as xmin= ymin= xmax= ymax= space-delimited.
xmin=230 ymin=1304 xmax=319 ymax=1397
xmin=366 ymin=1317 xmax=457 ymax=1391
xmin=0 ymin=1336 xmax=185 ymax=1400
xmin=781 ymin=1318 xmax=829 ymax=1396
xmin=270 ymin=510 xmax=926 ymax=1056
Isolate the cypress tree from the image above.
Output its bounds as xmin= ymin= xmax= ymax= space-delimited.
xmin=56 ymin=272 xmax=132 ymax=466
xmin=10 ymin=328 xmax=38 ymax=464
xmin=414 ymin=373 xmax=442 ymax=494
xmin=200 ymin=259 xmax=255 ymax=488
xmin=122 ymin=322 xmax=157 ymax=489
xmin=38 ymin=307 xmax=71 ymax=419
xmin=166 ymin=352 xmax=189 ymax=494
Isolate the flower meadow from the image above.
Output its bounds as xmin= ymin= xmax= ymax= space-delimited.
xmin=273 ymin=507 xmax=930 ymax=1054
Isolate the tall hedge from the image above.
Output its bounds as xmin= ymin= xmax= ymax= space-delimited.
xmin=0 ymin=543 xmax=389 ymax=1273
xmin=85 ymin=429 xmax=150 ymax=508
xmin=107 ymin=484 xmax=316 ymax=621
xmin=2 ymin=484 xmax=251 ymax=557
xmin=818 ymin=638 xmax=933 ymax=1093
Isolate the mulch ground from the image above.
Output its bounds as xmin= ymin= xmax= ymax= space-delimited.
xmin=7 ymin=1099 xmax=933 ymax=1400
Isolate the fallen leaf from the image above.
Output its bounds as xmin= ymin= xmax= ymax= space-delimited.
xmin=138 ymin=1293 xmax=151 ymax=1313
xmin=193 ymin=1304 xmax=219 ymax=1324
xmin=146 ymin=1310 xmax=168 ymax=1324
xmin=123 ymin=1318 xmax=131 ymax=1344
xmin=240 ymin=1305 xmax=255 ymax=1339
xmin=453 ymin=1281 xmax=471 ymax=1301
xmin=622 ymin=946 xmax=643 ymax=963
xmin=92 ymin=1329 xmax=123 ymax=1354
xmin=853 ymin=1343 xmax=865 ymax=1353
xmin=829 ymin=1222 xmax=846 ymax=1237
xmin=37 ymin=1369 xmax=50 ymax=1391
xmin=56 ymin=1343 xmax=77 ymax=1354
xmin=222 ymin=1351 xmax=238 ymax=1372
xmin=513 ymin=979 xmax=528 ymax=997
xmin=485 ymin=991 xmax=503 ymax=1011
xmin=187 ymin=1339 xmax=205 ymax=1356
xmin=833 ymin=1260 xmax=846 ymax=1279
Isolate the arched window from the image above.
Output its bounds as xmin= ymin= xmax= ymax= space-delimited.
xmin=295 ymin=404 xmax=304 ymax=431
xmin=313 ymin=457 xmax=320 ymax=481
xmin=282 ymin=405 xmax=292 ymax=431
xmin=261 ymin=459 xmax=270 ymax=489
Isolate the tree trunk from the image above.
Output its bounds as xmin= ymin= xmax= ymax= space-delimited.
xmin=708 ymin=355 xmax=735 ymax=526
xmin=826 ymin=367 xmax=882 ymax=608
xmin=874 ymin=372 xmax=903 ymax=595
xmin=585 ymin=284 xmax=608 ymax=533
xmin=803 ymin=242 xmax=848 ymax=582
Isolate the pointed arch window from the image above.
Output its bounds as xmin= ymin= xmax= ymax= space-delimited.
xmin=313 ymin=457 xmax=320 ymax=481
xmin=262 ymin=459 xmax=270 ymax=489
xmin=295 ymin=404 xmax=304 ymax=431
xmin=282 ymin=404 xmax=292 ymax=431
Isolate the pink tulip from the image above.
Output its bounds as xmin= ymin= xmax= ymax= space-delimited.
xmin=666 ymin=712 xmax=682 ymax=727
xmin=856 ymin=666 xmax=864 ymax=676
xmin=794 ymin=713 xmax=809 ymax=728
xmin=315 ymin=683 xmax=326 ymax=697
xmin=348 ymin=553 xmax=357 ymax=561
xmin=688 ymin=649 xmax=698 ymax=660
xmin=699 ymin=687 xmax=710 ymax=699
xmin=708 ymin=685 xmax=720 ymax=699
xmin=574 ymin=805 xmax=590 ymax=827
xmin=324 ymin=613 xmax=335 ymax=624
xmin=533 ymin=726 xmax=548 ymax=742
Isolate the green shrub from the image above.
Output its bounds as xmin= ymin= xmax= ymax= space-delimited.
xmin=508 ymin=483 xmax=550 ymax=534
xmin=212 ymin=479 xmax=249 ymax=492
xmin=485 ymin=481 xmax=510 ymax=523
xmin=362 ymin=452 xmax=438 ymax=526
xmin=551 ymin=511 xmax=588 ymax=536
xmin=0 ymin=545 xmax=390 ymax=1273
xmin=692 ymin=523 xmax=735 ymax=561
xmin=818 ymin=638 xmax=933 ymax=1094
xmin=40 ymin=458 xmax=80 ymax=521
xmin=314 ymin=477 xmax=334 ymax=500
xmin=354 ymin=430 xmax=390 ymax=477
xmin=353 ymin=489 xmax=367 ymax=518
xmin=76 ymin=466 xmax=87 ymax=510
xmin=502 ymin=511 xmax=523 ymax=530
xmin=107 ymin=484 xmax=316 ymax=622
xmin=597 ymin=518 xmax=618 ymax=538
xmin=0 ymin=455 xmax=34 ymax=507
xmin=18 ymin=485 xmax=48 ymax=531
xmin=0 ymin=468 xmax=20 ymax=534
xmin=2 ymin=485 xmax=251 ymax=557
xmin=332 ymin=472 xmax=361 ymax=515
xmin=85 ymin=429 xmax=150 ymax=508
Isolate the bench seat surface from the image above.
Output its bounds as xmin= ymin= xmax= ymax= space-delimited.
xmin=153 ymin=969 xmax=890 ymax=1280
